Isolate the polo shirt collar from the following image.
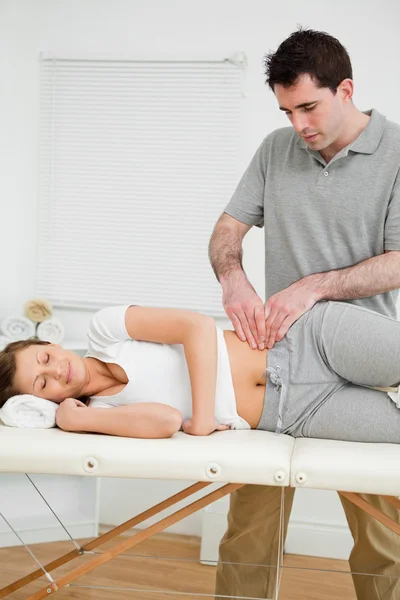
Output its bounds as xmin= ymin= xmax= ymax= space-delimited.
xmin=295 ymin=108 xmax=386 ymax=155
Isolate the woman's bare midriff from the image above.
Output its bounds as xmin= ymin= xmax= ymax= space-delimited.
xmin=223 ymin=330 xmax=268 ymax=428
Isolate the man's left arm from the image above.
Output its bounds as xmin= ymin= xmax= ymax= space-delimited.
xmin=265 ymin=250 xmax=400 ymax=348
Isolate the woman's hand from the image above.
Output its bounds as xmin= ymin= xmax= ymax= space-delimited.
xmin=182 ymin=419 xmax=229 ymax=436
xmin=56 ymin=397 xmax=87 ymax=430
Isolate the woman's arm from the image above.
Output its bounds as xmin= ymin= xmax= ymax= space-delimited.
xmin=124 ymin=306 xmax=218 ymax=436
xmin=56 ymin=398 xmax=182 ymax=438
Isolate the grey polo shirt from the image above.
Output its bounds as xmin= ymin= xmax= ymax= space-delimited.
xmin=225 ymin=109 xmax=400 ymax=317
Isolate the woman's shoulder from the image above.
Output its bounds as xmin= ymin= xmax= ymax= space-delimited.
xmin=85 ymin=305 xmax=134 ymax=356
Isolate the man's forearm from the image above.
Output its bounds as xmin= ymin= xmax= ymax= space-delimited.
xmin=209 ymin=223 xmax=244 ymax=282
xmin=307 ymin=251 xmax=400 ymax=301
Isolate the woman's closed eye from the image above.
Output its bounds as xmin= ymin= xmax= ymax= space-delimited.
xmin=40 ymin=353 xmax=49 ymax=389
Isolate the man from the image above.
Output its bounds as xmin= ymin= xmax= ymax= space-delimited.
xmin=209 ymin=27 xmax=400 ymax=600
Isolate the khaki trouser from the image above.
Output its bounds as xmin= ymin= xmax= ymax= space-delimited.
xmin=215 ymin=486 xmax=400 ymax=600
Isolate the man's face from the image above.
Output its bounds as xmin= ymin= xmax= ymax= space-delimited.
xmin=274 ymin=73 xmax=346 ymax=153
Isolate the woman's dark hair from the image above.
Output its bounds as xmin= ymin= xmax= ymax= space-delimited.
xmin=0 ymin=339 xmax=50 ymax=408
xmin=264 ymin=27 xmax=353 ymax=93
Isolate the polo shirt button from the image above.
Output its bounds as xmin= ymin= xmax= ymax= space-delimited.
xmin=323 ymin=171 xmax=329 ymax=177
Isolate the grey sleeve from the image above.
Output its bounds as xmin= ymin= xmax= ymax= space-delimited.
xmin=384 ymin=179 xmax=400 ymax=251
xmin=224 ymin=137 xmax=270 ymax=228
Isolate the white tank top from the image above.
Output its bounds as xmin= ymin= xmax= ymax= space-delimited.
xmin=86 ymin=306 xmax=250 ymax=430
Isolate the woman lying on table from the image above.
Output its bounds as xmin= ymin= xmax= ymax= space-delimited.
xmin=0 ymin=301 xmax=399 ymax=443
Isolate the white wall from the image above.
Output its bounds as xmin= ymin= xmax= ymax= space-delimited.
xmin=0 ymin=474 xmax=98 ymax=548
xmin=1 ymin=0 xmax=399 ymax=557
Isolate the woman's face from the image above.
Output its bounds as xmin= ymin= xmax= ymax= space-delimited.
xmin=13 ymin=344 xmax=88 ymax=403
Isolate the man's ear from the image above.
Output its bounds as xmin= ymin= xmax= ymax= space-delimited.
xmin=338 ymin=78 xmax=354 ymax=102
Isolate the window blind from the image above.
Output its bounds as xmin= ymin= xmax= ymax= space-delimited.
xmin=38 ymin=56 xmax=244 ymax=316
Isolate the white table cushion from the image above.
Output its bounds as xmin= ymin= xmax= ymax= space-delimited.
xmin=0 ymin=426 xmax=294 ymax=485
xmin=3 ymin=425 xmax=400 ymax=495
xmin=290 ymin=438 xmax=400 ymax=495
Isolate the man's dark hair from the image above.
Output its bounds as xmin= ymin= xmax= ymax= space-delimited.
xmin=264 ymin=27 xmax=353 ymax=93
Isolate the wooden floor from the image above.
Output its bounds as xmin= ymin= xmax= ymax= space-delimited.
xmin=1 ymin=530 xmax=357 ymax=600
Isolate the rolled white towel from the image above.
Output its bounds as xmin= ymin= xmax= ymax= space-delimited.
xmin=0 ymin=395 xmax=58 ymax=428
xmin=37 ymin=317 xmax=64 ymax=344
xmin=0 ymin=335 xmax=12 ymax=350
xmin=1 ymin=316 xmax=35 ymax=341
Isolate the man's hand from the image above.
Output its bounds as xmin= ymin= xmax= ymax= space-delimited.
xmin=182 ymin=419 xmax=229 ymax=436
xmin=222 ymin=273 xmax=266 ymax=350
xmin=264 ymin=278 xmax=320 ymax=348
xmin=56 ymin=397 xmax=87 ymax=430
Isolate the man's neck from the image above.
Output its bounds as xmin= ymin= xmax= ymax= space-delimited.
xmin=319 ymin=108 xmax=371 ymax=163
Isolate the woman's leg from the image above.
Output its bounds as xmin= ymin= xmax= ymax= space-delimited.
xmin=319 ymin=302 xmax=400 ymax=388
xmin=302 ymin=383 xmax=400 ymax=443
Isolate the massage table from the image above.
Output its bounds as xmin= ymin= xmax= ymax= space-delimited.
xmin=1 ymin=424 xmax=400 ymax=599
